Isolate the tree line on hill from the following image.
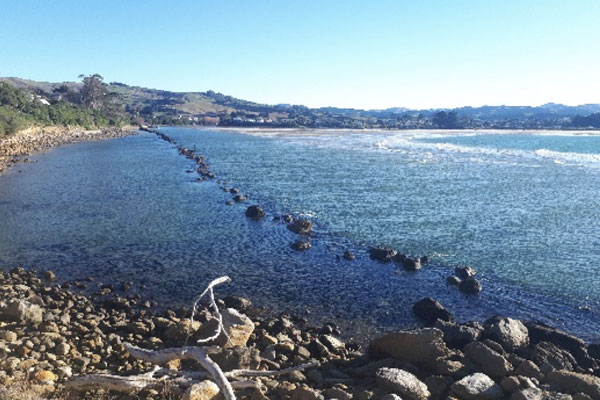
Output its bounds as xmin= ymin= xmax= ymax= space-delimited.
xmin=0 ymin=74 xmax=126 ymax=136
xmin=2 ymin=74 xmax=600 ymax=136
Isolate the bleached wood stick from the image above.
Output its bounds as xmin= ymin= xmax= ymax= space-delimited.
xmin=125 ymin=343 xmax=235 ymax=400
xmin=66 ymin=371 xmax=160 ymax=393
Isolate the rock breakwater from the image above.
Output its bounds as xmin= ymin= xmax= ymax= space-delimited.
xmin=0 ymin=125 xmax=137 ymax=174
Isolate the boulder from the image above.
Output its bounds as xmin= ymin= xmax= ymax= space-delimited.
xmin=525 ymin=322 xmax=596 ymax=370
xmin=434 ymin=320 xmax=483 ymax=349
xmin=459 ymin=278 xmax=482 ymax=294
xmin=546 ymin=370 xmax=600 ymax=400
xmin=412 ymin=297 xmax=454 ymax=325
xmin=2 ymin=300 xmax=43 ymax=324
xmin=245 ymin=205 xmax=265 ymax=220
xmin=401 ymin=257 xmax=422 ymax=271
xmin=376 ymin=367 xmax=431 ymax=400
xmin=532 ymin=341 xmax=577 ymax=373
xmin=446 ymin=276 xmax=462 ymax=286
xmin=509 ymin=388 xmax=572 ymax=400
xmin=450 ymin=373 xmax=504 ymax=400
xmin=233 ymin=194 xmax=247 ymax=202
xmin=291 ymin=240 xmax=311 ymax=251
xmin=370 ymin=328 xmax=449 ymax=368
xmin=343 ymin=250 xmax=355 ymax=261
xmin=291 ymin=386 xmax=324 ymax=400
xmin=484 ymin=317 xmax=529 ymax=351
xmin=183 ymin=380 xmax=220 ymax=400
xmin=369 ymin=247 xmax=398 ymax=262
xmin=464 ymin=341 xmax=513 ymax=378
xmin=455 ymin=266 xmax=477 ymax=279
xmin=222 ymin=308 xmax=255 ymax=348
xmin=288 ymin=219 xmax=313 ymax=235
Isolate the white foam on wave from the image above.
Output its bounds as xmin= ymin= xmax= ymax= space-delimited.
xmin=535 ymin=148 xmax=600 ymax=166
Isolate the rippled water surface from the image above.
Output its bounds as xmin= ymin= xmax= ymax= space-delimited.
xmin=1 ymin=128 xmax=599 ymax=341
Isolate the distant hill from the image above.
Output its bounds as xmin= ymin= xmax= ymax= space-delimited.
xmin=2 ymin=76 xmax=600 ymax=130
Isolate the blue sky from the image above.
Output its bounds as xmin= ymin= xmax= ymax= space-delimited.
xmin=1 ymin=0 xmax=599 ymax=109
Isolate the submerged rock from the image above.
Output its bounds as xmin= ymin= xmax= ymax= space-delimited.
xmin=291 ymin=240 xmax=311 ymax=251
xmin=446 ymin=276 xmax=462 ymax=286
xmin=343 ymin=250 xmax=356 ymax=261
xmin=412 ymin=297 xmax=454 ymax=325
xmin=459 ymin=277 xmax=483 ymax=294
xmin=288 ymin=219 xmax=313 ymax=235
xmin=369 ymin=247 xmax=397 ymax=262
xmin=455 ymin=266 xmax=477 ymax=279
xmin=401 ymin=257 xmax=422 ymax=271
xmin=245 ymin=205 xmax=265 ymax=220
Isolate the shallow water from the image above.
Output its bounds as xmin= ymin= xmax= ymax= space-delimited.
xmin=1 ymin=128 xmax=599 ymax=341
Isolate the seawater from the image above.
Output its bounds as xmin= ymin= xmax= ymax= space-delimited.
xmin=0 ymin=128 xmax=599 ymax=341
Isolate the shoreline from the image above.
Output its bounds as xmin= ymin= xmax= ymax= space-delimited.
xmin=0 ymin=125 xmax=139 ymax=174
xmin=192 ymin=126 xmax=600 ymax=137
xmin=1 ymin=267 xmax=599 ymax=400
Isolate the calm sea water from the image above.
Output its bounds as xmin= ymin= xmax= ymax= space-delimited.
xmin=1 ymin=128 xmax=599 ymax=341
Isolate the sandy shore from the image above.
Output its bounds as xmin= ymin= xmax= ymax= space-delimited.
xmin=0 ymin=125 xmax=138 ymax=174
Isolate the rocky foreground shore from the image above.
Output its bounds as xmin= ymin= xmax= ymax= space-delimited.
xmin=1 ymin=268 xmax=600 ymax=400
xmin=0 ymin=125 xmax=137 ymax=174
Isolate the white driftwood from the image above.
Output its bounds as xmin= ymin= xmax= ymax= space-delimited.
xmin=125 ymin=343 xmax=235 ymax=400
xmin=67 ymin=276 xmax=317 ymax=400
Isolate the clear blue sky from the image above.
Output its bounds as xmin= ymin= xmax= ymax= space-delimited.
xmin=1 ymin=0 xmax=599 ymax=109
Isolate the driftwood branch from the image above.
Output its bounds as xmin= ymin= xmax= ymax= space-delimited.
xmin=66 ymin=276 xmax=317 ymax=400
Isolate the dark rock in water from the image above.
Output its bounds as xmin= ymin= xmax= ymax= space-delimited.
xmin=434 ymin=320 xmax=483 ymax=349
xmin=230 ymin=188 xmax=240 ymax=194
xmin=282 ymin=214 xmax=294 ymax=223
xmin=455 ymin=266 xmax=477 ymax=280
xmin=392 ymin=253 xmax=407 ymax=263
xmin=245 ymin=205 xmax=265 ymax=220
xmin=459 ymin=277 xmax=482 ymax=294
xmin=420 ymin=256 xmax=429 ymax=265
xmin=288 ymin=219 xmax=313 ymax=235
xmin=343 ymin=250 xmax=355 ymax=261
xmin=233 ymin=194 xmax=247 ymax=202
xmin=206 ymin=172 xmax=216 ymax=179
xmin=369 ymin=247 xmax=397 ymax=262
xmin=413 ymin=297 xmax=454 ymax=325
xmin=402 ymin=257 xmax=422 ymax=271
xmin=225 ymin=201 xmax=234 ymax=205
xmin=291 ymin=240 xmax=311 ymax=251
xmin=446 ymin=276 xmax=461 ymax=286
xmin=223 ymin=296 xmax=252 ymax=310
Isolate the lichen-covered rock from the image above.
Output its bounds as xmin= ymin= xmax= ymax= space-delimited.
xmin=2 ymin=300 xmax=43 ymax=324
xmin=183 ymin=380 xmax=220 ymax=400
xmin=370 ymin=328 xmax=449 ymax=368
xmin=221 ymin=308 xmax=255 ymax=347
xmin=464 ymin=341 xmax=513 ymax=378
xmin=376 ymin=367 xmax=431 ymax=400
xmin=484 ymin=317 xmax=529 ymax=351
xmin=450 ymin=373 xmax=504 ymax=400
xmin=546 ymin=370 xmax=600 ymax=400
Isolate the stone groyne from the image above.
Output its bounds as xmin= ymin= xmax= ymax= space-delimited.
xmin=0 ymin=125 xmax=138 ymax=174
